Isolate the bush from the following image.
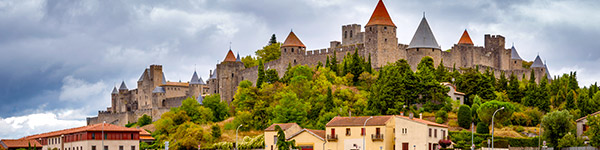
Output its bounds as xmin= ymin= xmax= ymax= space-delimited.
xmin=476 ymin=122 xmax=489 ymax=134
xmin=458 ymin=105 xmax=472 ymax=129
xmin=524 ymin=108 xmax=543 ymax=126
xmin=435 ymin=110 xmax=448 ymax=122
xmin=511 ymin=112 xmax=532 ymax=126
xmin=436 ymin=117 xmax=444 ymax=124
xmin=125 ymin=122 xmax=136 ymax=128
xmin=138 ymin=114 xmax=152 ymax=127
xmin=211 ymin=124 xmax=222 ymax=139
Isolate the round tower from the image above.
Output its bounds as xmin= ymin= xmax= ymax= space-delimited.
xmin=280 ymin=30 xmax=306 ymax=66
xmin=406 ymin=15 xmax=442 ymax=71
xmin=364 ymin=0 xmax=398 ymax=68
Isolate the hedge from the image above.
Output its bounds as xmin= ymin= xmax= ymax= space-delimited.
xmin=449 ymin=131 xmax=539 ymax=149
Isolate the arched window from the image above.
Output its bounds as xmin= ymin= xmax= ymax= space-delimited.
xmin=384 ymin=26 xmax=387 ymax=31
xmin=344 ymin=31 xmax=347 ymax=38
xmin=350 ymin=30 xmax=353 ymax=38
xmin=294 ymin=59 xmax=296 ymax=63
xmin=291 ymin=48 xmax=294 ymax=52
xmin=231 ymin=73 xmax=234 ymax=78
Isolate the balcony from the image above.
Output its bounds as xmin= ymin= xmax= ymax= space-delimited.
xmin=371 ymin=134 xmax=384 ymax=141
xmin=327 ymin=134 xmax=338 ymax=141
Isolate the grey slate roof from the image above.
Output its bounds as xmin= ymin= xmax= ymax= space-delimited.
xmin=138 ymin=69 xmax=148 ymax=82
xmin=510 ymin=46 xmax=523 ymax=60
xmin=531 ymin=55 xmax=545 ymax=68
xmin=119 ymin=81 xmax=128 ymax=90
xmin=197 ymin=93 xmax=204 ymax=105
xmin=152 ymin=86 xmax=165 ymax=93
xmin=162 ymin=74 xmax=167 ymax=84
xmin=190 ymin=71 xmax=201 ymax=84
xmin=545 ymin=64 xmax=552 ymax=79
xmin=408 ymin=16 xmax=441 ymax=50
xmin=111 ymin=87 xmax=118 ymax=94
xmin=209 ymin=69 xmax=217 ymax=79
xmin=236 ymin=53 xmax=242 ymax=62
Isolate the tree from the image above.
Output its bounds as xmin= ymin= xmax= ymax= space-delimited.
xmin=458 ymin=105 xmax=472 ymax=129
xmin=169 ymin=122 xmax=209 ymax=150
xmin=368 ymin=59 xmax=416 ymax=115
xmin=179 ymin=97 xmax=214 ymax=124
xmin=507 ymin=73 xmax=522 ymax=102
xmin=542 ymin=110 xmax=574 ymax=146
xmin=476 ymin=122 xmax=489 ymax=134
xmin=416 ymin=57 xmax=449 ymax=104
xmin=557 ymin=133 xmax=584 ymax=148
xmin=435 ymin=59 xmax=449 ymax=82
xmin=203 ymin=94 xmax=229 ymax=122
xmin=265 ymin=69 xmax=279 ymax=83
xmin=255 ymin=43 xmax=282 ymax=62
xmin=272 ymin=92 xmax=308 ymax=124
xmin=585 ymin=115 xmax=600 ymax=147
xmin=330 ymin=51 xmax=339 ymax=75
xmin=257 ymin=59 xmax=265 ymax=88
xmin=269 ymin=34 xmax=277 ymax=45
xmin=241 ymin=55 xmax=259 ymax=68
xmin=477 ymin=100 xmax=515 ymax=125
xmin=137 ymin=114 xmax=152 ymax=127
xmin=211 ymin=124 xmax=222 ymax=139
xmin=497 ymin=71 xmax=508 ymax=92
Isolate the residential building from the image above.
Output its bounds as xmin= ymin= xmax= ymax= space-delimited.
xmin=576 ymin=110 xmax=600 ymax=139
xmin=264 ymin=123 xmax=326 ymax=150
xmin=264 ymin=123 xmax=303 ymax=150
xmin=20 ymin=123 xmax=142 ymax=150
xmin=325 ymin=116 xmax=394 ymax=150
xmin=0 ymin=139 xmax=42 ymax=150
xmin=442 ymin=82 xmax=465 ymax=105
xmin=395 ymin=115 xmax=449 ymax=150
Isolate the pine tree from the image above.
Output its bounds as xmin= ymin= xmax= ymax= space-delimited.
xmin=366 ymin=53 xmax=372 ymax=73
xmin=435 ymin=59 xmax=448 ymax=82
xmin=257 ymin=59 xmax=265 ymax=88
xmin=497 ymin=71 xmax=508 ymax=92
xmin=507 ymin=73 xmax=522 ymax=102
xmin=330 ymin=51 xmax=338 ymax=75
xmin=538 ymin=76 xmax=550 ymax=112
xmin=269 ymin=34 xmax=277 ymax=45
xmin=325 ymin=56 xmax=330 ymax=68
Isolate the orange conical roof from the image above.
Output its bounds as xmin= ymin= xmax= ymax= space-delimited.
xmin=366 ymin=0 xmax=395 ymax=27
xmin=223 ymin=50 xmax=236 ymax=62
xmin=458 ymin=30 xmax=473 ymax=45
xmin=282 ymin=31 xmax=306 ymax=48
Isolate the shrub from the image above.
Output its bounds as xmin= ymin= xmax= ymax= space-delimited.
xmin=125 ymin=122 xmax=136 ymax=128
xmin=211 ymin=124 xmax=222 ymax=139
xmin=448 ymin=120 xmax=459 ymax=127
xmin=436 ymin=117 xmax=444 ymax=124
xmin=476 ymin=122 xmax=489 ymax=134
xmin=435 ymin=110 xmax=448 ymax=122
xmin=458 ymin=105 xmax=472 ymax=129
xmin=138 ymin=114 xmax=152 ymax=127
xmin=511 ymin=112 xmax=532 ymax=126
xmin=524 ymin=108 xmax=543 ymax=126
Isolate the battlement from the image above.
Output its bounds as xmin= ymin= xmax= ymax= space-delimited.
xmin=484 ymin=34 xmax=505 ymax=49
xmin=304 ymin=44 xmax=365 ymax=56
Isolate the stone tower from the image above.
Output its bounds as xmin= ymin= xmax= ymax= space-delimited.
xmin=188 ymin=71 xmax=205 ymax=99
xmin=509 ymin=45 xmax=523 ymax=70
xmin=364 ymin=0 xmax=398 ymax=68
xmin=216 ymin=49 xmax=244 ymax=103
xmin=342 ymin=24 xmax=363 ymax=46
xmin=406 ymin=15 xmax=442 ymax=71
xmin=280 ymin=31 xmax=307 ymax=67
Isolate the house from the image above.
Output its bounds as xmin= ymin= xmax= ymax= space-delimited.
xmin=442 ymin=82 xmax=465 ymax=105
xmin=0 ymin=139 xmax=42 ymax=150
xmin=576 ymin=110 xmax=600 ymax=139
xmin=287 ymin=129 xmax=326 ymax=150
xmin=264 ymin=123 xmax=303 ymax=150
xmin=325 ymin=116 xmax=394 ymax=150
xmin=139 ymin=129 xmax=155 ymax=144
xmin=395 ymin=115 xmax=449 ymax=150
xmin=20 ymin=123 xmax=142 ymax=150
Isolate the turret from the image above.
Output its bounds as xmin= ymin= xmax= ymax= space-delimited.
xmin=364 ymin=0 xmax=398 ymax=68
xmin=406 ymin=14 xmax=441 ymax=70
xmin=510 ymin=45 xmax=523 ymax=70
xmin=280 ymin=31 xmax=306 ymax=66
xmin=118 ymin=81 xmax=128 ymax=92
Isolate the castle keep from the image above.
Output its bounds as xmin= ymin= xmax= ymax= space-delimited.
xmin=89 ymin=0 xmax=551 ymax=125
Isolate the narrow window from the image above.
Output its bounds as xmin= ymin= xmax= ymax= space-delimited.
xmin=92 ymin=146 xmax=96 ymax=150
xmin=131 ymin=146 xmax=135 ymax=150
xmin=429 ymin=128 xmax=431 ymax=137
xmin=131 ymin=133 xmax=134 ymax=139
xmin=104 ymin=146 xmax=108 ymax=150
xmin=344 ymin=31 xmax=347 ymax=38
xmin=361 ymin=128 xmax=365 ymax=136
xmin=376 ymin=128 xmax=381 ymax=135
xmin=119 ymin=146 xmax=123 ymax=150
xmin=350 ymin=30 xmax=353 ymax=38
xmin=434 ymin=129 xmax=437 ymax=138
xmin=291 ymin=48 xmax=294 ymax=52
xmin=346 ymin=128 xmax=351 ymax=136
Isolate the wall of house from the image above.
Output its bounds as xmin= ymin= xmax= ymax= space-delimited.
xmin=290 ymin=131 xmax=325 ymax=150
xmin=325 ymin=125 xmax=391 ymax=150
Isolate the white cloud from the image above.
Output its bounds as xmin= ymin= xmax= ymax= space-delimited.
xmin=0 ymin=111 xmax=85 ymax=139
xmin=59 ymin=76 xmax=108 ymax=102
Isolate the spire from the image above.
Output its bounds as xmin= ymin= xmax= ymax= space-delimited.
xmin=510 ymin=45 xmax=523 ymax=60
xmin=152 ymin=86 xmax=165 ymax=93
xmin=190 ymin=71 xmax=201 ymax=84
xmin=282 ymin=31 xmax=306 ymax=48
xmin=407 ymin=16 xmax=441 ymax=50
xmin=138 ymin=69 xmax=148 ymax=82
xmin=119 ymin=81 xmax=128 ymax=91
xmin=197 ymin=93 xmax=204 ymax=105
xmin=366 ymin=0 xmax=395 ymax=27
xmin=111 ymin=87 xmax=118 ymax=94
xmin=223 ymin=50 xmax=237 ymax=62
xmin=457 ymin=29 xmax=473 ymax=45
xmin=531 ymin=55 xmax=545 ymax=68
xmin=236 ymin=52 xmax=242 ymax=62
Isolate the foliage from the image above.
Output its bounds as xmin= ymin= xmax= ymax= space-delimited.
xmin=276 ymin=125 xmax=296 ymax=150
xmin=476 ymin=122 xmax=489 ymax=134
xmin=438 ymin=139 xmax=452 ymax=148
xmin=272 ymin=92 xmax=308 ymax=124
xmin=449 ymin=131 xmax=539 ymax=149
xmin=152 ymin=97 xmax=214 ymax=147
xmin=542 ymin=110 xmax=574 ymax=147
xmin=203 ymin=94 xmax=229 ymax=122
xmin=137 ymin=114 xmax=152 ymax=127
xmin=241 ymin=55 xmax=258 ymax=68
xmin=368 ymin=59 xmax=416 ymax=115
xmin=257 ymin=59 xmax=265 ymax=88
xmin=255 ymin=43 xmax=282 ymax=62
xmin=585 ymin=114 xmax=600 ymax=146
xmin=125 ymin=122 xmax=136 ymax=128
xmin=435 ymin=110 xmax=448 ymax=123
xmin=169 ymin=122 xmax=210 ymax=150
xmin=457 ymin=105 xmax=472 ymax=129
xmin=477 ymin=100 xmax=515 ymax=126
xmin=557 ymin=133 xmax=584 ymax=148
xmin=211 ymin=124 xmax=222 ymax=139
xmin=210 ymin=134 xmax=265 ymax=150
xmin=265 ymin=69 xmax=279 ymax=83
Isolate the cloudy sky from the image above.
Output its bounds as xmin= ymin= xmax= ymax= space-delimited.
xmin=1 ymin=0 xmax=599 ymax=138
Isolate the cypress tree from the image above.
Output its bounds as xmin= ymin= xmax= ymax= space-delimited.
xmin=366 ymin=53 xmax=372 ymax=73
xmin=269 ymin=34 xmax=277 ymax=45
xmin=257 ymin=59 xmax=265 ymax=88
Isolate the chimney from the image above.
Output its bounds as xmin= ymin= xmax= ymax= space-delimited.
xmin=210 ymin=70 xmax=213 ymax=76
xmin=419 ymin=113 xmax=423 ymax=119
xmin=400 ymin=112 xmax=404 ymax=116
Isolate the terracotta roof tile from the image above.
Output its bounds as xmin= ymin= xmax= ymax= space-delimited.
xmin=265 ymin=123 xmax=299 ymax=131
xmin=224 ymin=50 xmax=237 ymax=62
xmin=326 ymin=116 xmax=392 ymax=127
xmin=162 ymin=82 xmax=189 ymax=87
xmin=396 ymin=115 xmax=448 ymax=128
xmin=306 ymin=129 xmax=325 ymax=140
xmin=22 ymin=123 xmax=141 ymax=140
xmin=577 ymin=110 xmax=600 ymax=122
xmin=366 ymin=0 xmax=395 ymax=27
xmin=458 ymin=30 xmax=473 ymax=45
xmin=282 ymin=31 xmax=306 ymax=48
xmin=0 ymin=139 xmax=42 ymax=148
xmin=286 ymin=129 xmax=325 ymax=141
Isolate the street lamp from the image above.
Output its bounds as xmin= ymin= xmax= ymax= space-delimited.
xmin=236 ymin=124 xmax=243 ymax=150
xmin=539 ymin=120 xmax=543 ymax=150
xmin=491 ymin=107 xmax=505 ymax=150
xmin=363 ymin=116 xmax=373 ymax=150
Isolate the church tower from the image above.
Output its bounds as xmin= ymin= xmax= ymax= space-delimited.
xmin=364 ymin=0 xmax=398 ymax=68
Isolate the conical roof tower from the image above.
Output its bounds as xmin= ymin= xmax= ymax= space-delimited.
xmin=510 ymin=46 xmax=523 ymax=60
xmin=458 ymin=30 xmax=473 ymax=45
xmin=119 ymin=81 xmax=128 ymax=91
xmin=282 ymin=31 xmax=306 ymax=48
xmin=408 ymin=15 xmax=441 ymax=50
xmin=366 ymin=0 xmax=395 ymax=27
xmin=531 ymin=55 xmax=545 ymax=68
xmin=223 ymin=50 xmax=236 ymax=62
